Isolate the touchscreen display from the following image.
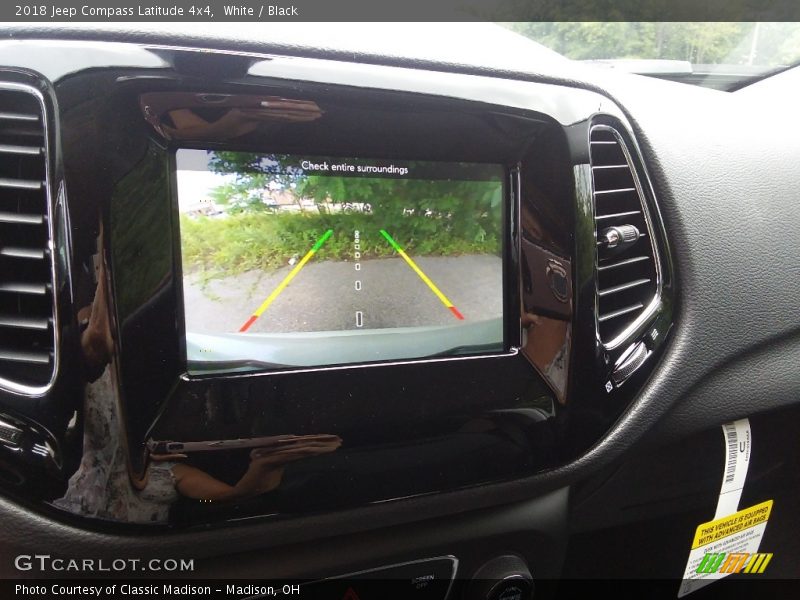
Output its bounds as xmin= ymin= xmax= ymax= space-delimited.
xmin=176 ymin=149 xmax=505 ymax=372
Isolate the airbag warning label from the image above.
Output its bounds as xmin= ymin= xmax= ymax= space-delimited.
xmin=692 ymin=500 xmax=772 ymax=549
xmin=679 ymin=500 xmax=773 ymax=597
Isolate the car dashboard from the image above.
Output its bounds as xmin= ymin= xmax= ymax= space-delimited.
xmin=0 ymin=22 xmax=798 ymax=596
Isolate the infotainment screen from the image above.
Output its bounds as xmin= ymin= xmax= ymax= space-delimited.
xmin=176 ymin=149 xmax=505 ymax=372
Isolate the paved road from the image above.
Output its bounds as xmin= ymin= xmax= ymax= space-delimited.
xmin=183 ymin=254 xmax=502 ymax=334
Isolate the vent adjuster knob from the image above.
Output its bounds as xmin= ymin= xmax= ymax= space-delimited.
xmin=599 ymin=224 xmax=640 ymax=249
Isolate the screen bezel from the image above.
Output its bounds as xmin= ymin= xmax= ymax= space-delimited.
xmin=170 ymin=147 xmax=518 ymax=379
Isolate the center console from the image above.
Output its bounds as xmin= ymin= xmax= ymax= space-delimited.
xmin=0 ymin=41 xmax=673 ymax=535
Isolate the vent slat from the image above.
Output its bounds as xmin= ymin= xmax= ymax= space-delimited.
xmin=595 ymin=210 xmax=641 ymax=221
xmin=598 ymin=303 xmax=645 ymax=323
xmin=0 ymin=143 xmax=42 ymax=156
xmin=0 ymin=177 xmax=43 ymax=190
xmin=598 ymin=278 xmax=651 ymax=297
xmin=0 ymin=349 xmax=51 ymax=365
xmin=594 ymin=187 xmax=637 ymax=196
xmin=0 ymin=211 xmax=44 ymax=225
xmin=597 ymin=256 xmax=650 ymax=272
xmin=0 ymin=246 xmax=46 ymax=260
xmin=0 ymin=111 xmax=39 ymax=122
xmin=591 ymin=125 xmax=659 ymax=345
xmin=0 ymin=314 xmax=49 ymax=330
xmin=0 ymin=282 xmax=48 ymax=295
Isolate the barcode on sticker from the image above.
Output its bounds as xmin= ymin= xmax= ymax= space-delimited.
xmin=724 ymin=423 xmax=738 ymax=483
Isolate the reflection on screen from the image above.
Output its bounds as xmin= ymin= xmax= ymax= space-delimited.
xmin=176 ymin=149 xmax=505 ymax=371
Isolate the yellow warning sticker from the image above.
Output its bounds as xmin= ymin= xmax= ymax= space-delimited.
xmin=691 ymin=499 xmax=773 ymax=549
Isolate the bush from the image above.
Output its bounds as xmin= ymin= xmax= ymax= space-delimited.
xmin=180 ymin=212 xmax=500 ymax=279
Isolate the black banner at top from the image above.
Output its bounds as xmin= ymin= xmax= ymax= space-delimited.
xmin=2 ymin=0 xmax=800 ymax=22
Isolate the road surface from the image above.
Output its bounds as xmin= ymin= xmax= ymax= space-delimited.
xmin=183 ymin=254 xmax=502 ymax=334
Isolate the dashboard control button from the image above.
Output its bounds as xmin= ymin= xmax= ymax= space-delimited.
xmin=612 ymin=341 xmax=649 ymax=386
xmin=546 ymin=260 xmax=569 ymax=303
xmin=599 ymin=224 xmax=640 ymax=249
xmin=467 ymin=555 xmax=533 ymax=600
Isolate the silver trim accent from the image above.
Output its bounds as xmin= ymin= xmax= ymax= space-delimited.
xmin=0 ymin=314 xmax=50 ymax=330
xmin=0 ymin=246 xmax=46 ymax=260
xmin=612 ymin=341 xmax=649 ymax=385
xmin=597 ymin=255 xmax=650 ymax=272
xmin=595 ymin=210 xmax=641 ymax=221
xmin=0 ymin=110 xmax=38 ymax=122
xmin=0 ymin=177 xmax=43 ymax=190
xmin=598 ymin=224 xmax=640 ymax=249
xmin=0 ymin=211 xmax=44 ymax=225
xmin=0 ymin=349 xmax=51 ymax=364
xmin=598 ymin=278 xmax=651 ymax=297
xmin=590 ymin=124 xmax=664 ymax=350
xmin=0 ymin=416 xmax=23 ymax=446
xmin=0 ymin=282 xmax=48 ymax=295
xmin=0 ymin=143 xmax=42 ymax=156
xmin=0 ymin=81 xmax=60 ymax=397
xmin=597 ymin=302 xmax=645 ymax=323
xmin=593 ymin=186 xmax=637 ymax=196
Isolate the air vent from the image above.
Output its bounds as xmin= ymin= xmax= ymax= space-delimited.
xmin=0 ymin=83 xmax=57 ymax=393
xmin=590 ymin=125 xmax=659 ymax=347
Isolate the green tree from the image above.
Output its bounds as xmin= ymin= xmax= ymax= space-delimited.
xmin=297 ymin=172 xmax=503 ymax=248
xmin=504 ymin=22 xmax=800 ymax=66
xmin=205 ymin=152 xmax=504 ymax=254
xmin=208 ymin=177 xmax=270 ymax=213
xmin=208 ymin=151 xmax=306 ymax=213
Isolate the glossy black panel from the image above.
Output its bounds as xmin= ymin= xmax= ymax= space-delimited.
xmin=0 ymin=42 xmax=673 ymax=529
xmin=109 ymin=142 xmax=181 ymax=474
xmin=155 ymin=355 xmax=558 ymax=524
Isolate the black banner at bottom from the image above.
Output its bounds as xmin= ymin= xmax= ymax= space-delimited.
xmin=3 ymin=579 xmax=800 ymax=600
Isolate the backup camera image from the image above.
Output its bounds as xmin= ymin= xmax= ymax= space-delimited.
xmin=176 ymin=150 xmax=505 ymax=371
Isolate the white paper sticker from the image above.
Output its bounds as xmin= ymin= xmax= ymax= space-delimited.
xmin=678 ymin=418 xmax=767 ymax=598
xmin=678 ymin=500 xmax=772 ymax=597
xmin=714 ymin=419 xmax=751 ymax=520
